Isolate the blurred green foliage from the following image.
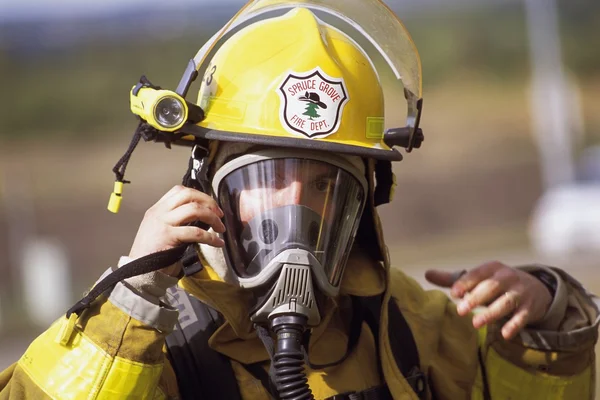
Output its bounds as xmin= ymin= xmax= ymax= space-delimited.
xmin=0 ymin=37 xmax=200 ymax=140
xmin=0 ymin=2 xmax=597 ymax=141
xmin=559 ymin=0 xmax=600 ymax=77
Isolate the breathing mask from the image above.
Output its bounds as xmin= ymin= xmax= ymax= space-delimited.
xmin=211 ymin=149 xmax=367 ymax=326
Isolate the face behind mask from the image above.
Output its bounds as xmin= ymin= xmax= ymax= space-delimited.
xmin=211 ymin=149 xmax=367 ymax=325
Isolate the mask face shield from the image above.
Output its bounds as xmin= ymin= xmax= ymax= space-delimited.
xmin=212 ymin=150 xmax=367 ymax=297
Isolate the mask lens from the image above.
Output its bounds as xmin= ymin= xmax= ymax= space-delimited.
xmin=217 ymin=157 xmax=365 ymax=287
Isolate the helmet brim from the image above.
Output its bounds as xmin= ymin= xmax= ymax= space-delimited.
xmin=182 ymin=124 xmax=403 ymax=161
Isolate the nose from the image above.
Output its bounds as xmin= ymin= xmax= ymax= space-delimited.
xmin=276 ymin=181 xmax=302 ymax=206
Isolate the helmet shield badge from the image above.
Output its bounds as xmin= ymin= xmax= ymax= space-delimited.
xmin=278 ymin=67 xmax=349 ymax=138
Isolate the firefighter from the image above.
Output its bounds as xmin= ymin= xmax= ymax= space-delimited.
xmin=1 ymin=2 xmax=597 ymax=399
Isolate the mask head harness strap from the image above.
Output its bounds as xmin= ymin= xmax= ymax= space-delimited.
xmin=373 ymin=160 xmax=395 ymax=207
xmin=183 ymin=143 xmax=211 ymax=193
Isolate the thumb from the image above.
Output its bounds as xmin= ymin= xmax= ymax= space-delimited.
xmin=425 ymin=269 xmax=465 ymax=288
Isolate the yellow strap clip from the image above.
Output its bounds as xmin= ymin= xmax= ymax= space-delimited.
xmin=56 ymin=313 xmax=78 ymax=346
xmin=108 ymin=181 xmax=124 ymax=213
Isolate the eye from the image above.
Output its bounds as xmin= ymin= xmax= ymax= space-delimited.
xmin=314 ymin=177 xmax=332 ymax=193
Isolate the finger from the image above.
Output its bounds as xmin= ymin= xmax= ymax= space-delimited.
xmin=451 ymin=261 xmax=504 ymax=298
xmin=471 ymin=290 xmax=521 ymax=328
xmin=156 ymin=184 xmax=187 ymax=203
xmin=501 ymin=306 xmax=531 ymax=340
xmin=425 ymin=269 xmax=466 ymax=288
xmin=164 ymin=203 xmax=226 ymax=233
xmin=456 ymin=277 xmax=507 ymax=316
xmin=173 ymin=226 xmax=225 ymax=247
xmin=163 ymin=187 xmax=223 ymax=216
xmin=456 ymin=266 xmax=519 ymax=313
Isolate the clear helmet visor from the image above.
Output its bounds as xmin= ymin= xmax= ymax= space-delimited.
xmin=213 ymin=154 xmax=366 ymax=288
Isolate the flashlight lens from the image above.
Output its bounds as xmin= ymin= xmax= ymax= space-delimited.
xmin=155 ymin=97 xmax=185 ymax=128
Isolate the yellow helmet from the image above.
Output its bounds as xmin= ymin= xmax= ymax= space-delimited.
xmin=194 ymin=7 xmax=394 ymax=159
xmin=180 ymin=1 xmax=424 ymax=159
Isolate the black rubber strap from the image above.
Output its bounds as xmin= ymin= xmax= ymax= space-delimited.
xmin=361 ymin=295 xmax=428 ymax=399
xmin=373 ymin=160 xmax=394 ymax=207
xmin=175 ymin=245 xmax=203 ymax=279
xmin=111 ymin=120 xmax=161 ymax=185
xmin=387 ymin=299 xmax=428 ymax=399
xmin=361 ymin=295 xmax=385 ymax=381
xmin=112 ymin=123 xmax=142 ymax=184
xmin=66 ymin=245 xmax=188 ymax=318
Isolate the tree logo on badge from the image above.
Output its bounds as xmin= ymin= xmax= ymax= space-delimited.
xmin=278 ymin=67 xmax=349 ymax=138
xmin=300 ymin=92 xmax=326 ymax=120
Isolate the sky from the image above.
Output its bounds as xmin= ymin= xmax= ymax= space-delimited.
xmin=1 ymin=0 xmax=242 ymax=20
xmin=1 ymin=0 xmax=512 ymax=21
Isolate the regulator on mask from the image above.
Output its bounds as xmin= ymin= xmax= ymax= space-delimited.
xmin=211 ymin=149 xmax=367 ymax=327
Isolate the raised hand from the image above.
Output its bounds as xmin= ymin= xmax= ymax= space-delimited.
xmin=128 ymin=185 xmax=226 ymax=276
xmin=425 ymin=261 xmax=553 ymax=340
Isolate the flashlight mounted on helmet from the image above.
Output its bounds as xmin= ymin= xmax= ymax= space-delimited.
xmin=129 ymin=77 xmax=205 ymax=133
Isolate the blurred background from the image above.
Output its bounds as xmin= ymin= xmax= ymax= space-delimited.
xmin=1 ymin=0 xmax=599 ymax=383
